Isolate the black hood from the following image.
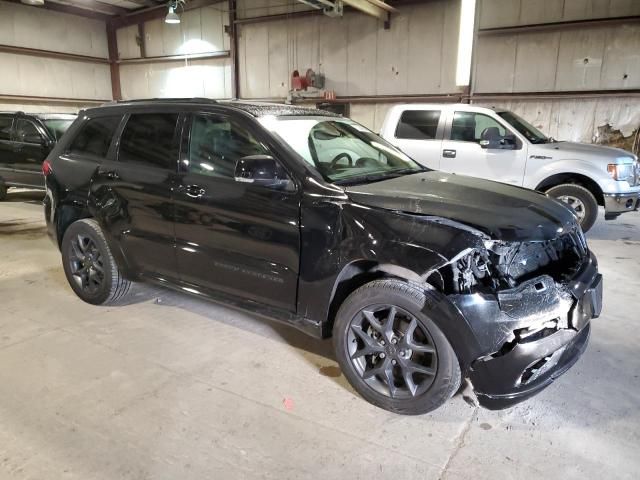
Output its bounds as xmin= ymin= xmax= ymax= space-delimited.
xmin=344 ymin=171 xmax=577 ymax=242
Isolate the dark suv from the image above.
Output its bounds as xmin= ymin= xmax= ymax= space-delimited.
xmin=44 ymin=99 xmax=603 ymax=414
xmin=0 ymin=112 xmax=75 ymax=199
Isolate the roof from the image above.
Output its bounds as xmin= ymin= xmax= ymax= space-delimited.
xmin=219 ymin=101 xmax=342 ymax=118
xmin=88 ymin=99 xmax=341 ymax=118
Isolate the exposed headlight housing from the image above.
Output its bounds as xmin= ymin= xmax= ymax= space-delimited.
xmin=607 ymin=162 xmax=635 ymax=181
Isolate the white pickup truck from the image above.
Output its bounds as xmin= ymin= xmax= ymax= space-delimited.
xmin=380 ymin=104 xmax=640 ymax=231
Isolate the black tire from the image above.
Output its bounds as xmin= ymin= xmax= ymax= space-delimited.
xmin=0 ymin=183 xmax=7 ymax=201
xmin=333 ymin=279 xmax=461 ymax=415
xmin=61 ymin=219 xmax=132 ymax=305
xmin=546 ymin=183 xmax=598 ymax=232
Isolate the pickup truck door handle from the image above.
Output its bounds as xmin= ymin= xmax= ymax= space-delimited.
xmin=97 ymin=169 xmax=120 ymax=180
xmin=443 ymin=149 xmax=457 ymax=158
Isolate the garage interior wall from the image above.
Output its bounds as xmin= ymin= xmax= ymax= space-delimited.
xmin=236 ymin=0 xmax=464 ymax=131
xmin=116 ymin=3 xmax=232 ymax=99
xmin=0 ymin=2 xmax=111 ymax=113
xmin=473 ymin=0 xmax=640 ymax=146
xmin=2 ymin=0 xmax=640 ymax=145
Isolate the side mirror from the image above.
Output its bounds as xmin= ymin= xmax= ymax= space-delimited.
xmin=234 ymin=155 xmax=294 ymax=191
xmin=480 ymin=134 xmax=517 ymax=150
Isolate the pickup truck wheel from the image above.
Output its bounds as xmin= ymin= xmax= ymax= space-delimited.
xmin=546 ymin=184 xmax=598 ymax=232
xmin=333 ymin=279 xmax=461 ymax=415
xmin=61 ymin=219 xmax=132 ymax=305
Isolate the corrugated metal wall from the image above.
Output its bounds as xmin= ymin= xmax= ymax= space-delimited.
xmin=0 ymin=2 xmax=111 ymax=109
xmin=473 ymin=0 xmax=640 ymax=143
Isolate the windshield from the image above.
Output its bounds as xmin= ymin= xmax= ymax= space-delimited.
xmin=43 ymin=119 xmax=74 ymax=140
xmin=497 ymin=111 xmax=549 ymax=144
xmin=259 ymin=116 xmax=424 ymax=184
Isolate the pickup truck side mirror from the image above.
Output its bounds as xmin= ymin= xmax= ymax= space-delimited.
xmin=480 ymin=133 xmax=518 ymax=150
xmin=234 ymin=155 xmax=295 ymax=191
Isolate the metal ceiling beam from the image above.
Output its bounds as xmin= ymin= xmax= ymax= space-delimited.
xmin=341 ymin=0 xmax=386 ymax=19
xmin=109 ymin=0 xmax=225 ymax=29
xmin=0 ymin=43 xmax=108 ymax=63
xmin=46 ymin=0 xmax=131 ymax=16
xmin=3 ymin=0 xmax=111 ymax=20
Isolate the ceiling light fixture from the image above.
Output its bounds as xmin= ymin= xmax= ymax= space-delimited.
xmin=21 ymin=0 xmax=45 ymax=5
xmin=165 ymin=0 xmax=185 ymax=24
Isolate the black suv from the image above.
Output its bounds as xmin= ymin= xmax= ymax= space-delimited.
xmin=44 ymin=99 xmax=602 ymax=414
xmin=0 ymin=112 xmax=75 ymax=199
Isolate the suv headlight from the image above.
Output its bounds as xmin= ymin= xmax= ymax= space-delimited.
xmin=607 ymin=163 xmax=634 ymax=181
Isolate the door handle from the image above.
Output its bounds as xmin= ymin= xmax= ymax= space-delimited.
xmin=98 ymin=169 xmax=120 ymax=180
xmin=182 ymin=184 xmax=206 ymax=198
xmin=443 ymin=149 xmax=457 ymax=158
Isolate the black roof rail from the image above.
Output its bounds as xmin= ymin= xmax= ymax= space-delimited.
xmin=101 ymin=97 xmax=218 ymax=106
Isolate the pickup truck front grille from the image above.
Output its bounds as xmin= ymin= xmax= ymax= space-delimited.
xmin=633 ymin=160 xmax=640 ymax=186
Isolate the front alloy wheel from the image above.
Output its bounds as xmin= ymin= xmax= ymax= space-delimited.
xmin=348 ymin=305 xmax=438 ymax=399
xmin=334 ymin=279 xmax=461 ymax=415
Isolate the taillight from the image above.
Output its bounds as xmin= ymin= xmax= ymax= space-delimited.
xmin=42 ymin=159 xmax=52 ymax=176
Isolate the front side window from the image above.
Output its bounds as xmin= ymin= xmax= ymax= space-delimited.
xmin=15 ymin=119 xmax=42 ymax=143
xmin=497 ymin=111 xmax=549 ymax=144
xmin=450 ymin=112 xmax=506 ymax=144
xmin=0 ymin=116 xmax=14 ymax=141
xmin=259 ymin=116 xmax=423 ymax=185
xmin=395 ymin=110 xmax=441 ymax=140
xmin=188 ymin=115 xmax=270 ymax=178
xmin=119 ymin=113 xmax=179 ymax=169
xmin=68 ymin=116 xmax=121 ymax=158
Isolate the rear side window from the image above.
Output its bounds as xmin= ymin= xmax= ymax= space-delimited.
xmin=0 ymin=116 xmax=13 ymax=141
xmin=68 ymin=116 xmax=121 ymax=157
xmin=119 ymin=113 xmax=179 ymax=169
xmin=15 ymin=119 xmax=42 ymax=143
xmin=395 ymin=110 xmax=441 ymax=140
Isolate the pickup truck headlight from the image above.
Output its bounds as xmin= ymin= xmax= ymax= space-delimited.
xmin=607 ymin=163 xmax=634 ymax=181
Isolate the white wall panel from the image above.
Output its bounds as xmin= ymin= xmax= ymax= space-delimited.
xmin=141 ymin=5 xmax=228 ymax=58
xmin=237 ymin=1 xmax=463 ymax=99
xmin=0 ymin=52 xmax=111 ymax=100
xmin=475 ymin=24 xmax=640 ymax=93
xmin=479 ymin=0 xmax=640 ymax=28
xmin=119 ymin=58 xmax=232 ymax=100
xmin=476 ymin=97 xmax=640 ymax=142
xmin=0 ymin=2 xmax=108 ymax=58
xmin=117 ymin=25 xmax=140 ymax=60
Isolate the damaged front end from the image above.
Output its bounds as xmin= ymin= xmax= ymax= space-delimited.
xmin=432 ymin=223 xmax=603 ymax=409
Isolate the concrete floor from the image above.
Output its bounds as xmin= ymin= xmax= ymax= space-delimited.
xmin=0 ymin=189 xmax=638 ymax=480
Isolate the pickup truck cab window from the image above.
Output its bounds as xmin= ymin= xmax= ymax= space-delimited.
xmin=395 ymin=110 xmax=441 ymax=140
xmin=497 ymin=111 xmax=549 ymax=144
xmin=450 ymin=111 xmax=507 ymax=144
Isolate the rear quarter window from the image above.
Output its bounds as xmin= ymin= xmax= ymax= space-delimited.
xmin=68 ymin=116 xmax=122 ymax=158
xmin=395 ymin=110 xmax=441 ymax=140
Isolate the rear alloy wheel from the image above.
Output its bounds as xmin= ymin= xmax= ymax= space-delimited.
xmin=61 ymin=219 xmax=132 ymax=305
xmin=546 ymin=183 xmax=598 ymax=232
xmin=334 ymin=279 xmax=461 ymax=415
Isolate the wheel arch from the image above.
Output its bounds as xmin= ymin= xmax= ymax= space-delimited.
xmin=535 ymin=173 xmax=604 ymax=206
xmin=325 ymin=260 xmax=443 ymax=337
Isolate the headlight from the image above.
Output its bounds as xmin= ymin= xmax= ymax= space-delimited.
xmin=607 ymin=163 xmax=634 ymax=181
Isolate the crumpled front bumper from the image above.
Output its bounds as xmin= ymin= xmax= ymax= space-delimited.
xmin=449 ymin=250 xmax=602 ymax=410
